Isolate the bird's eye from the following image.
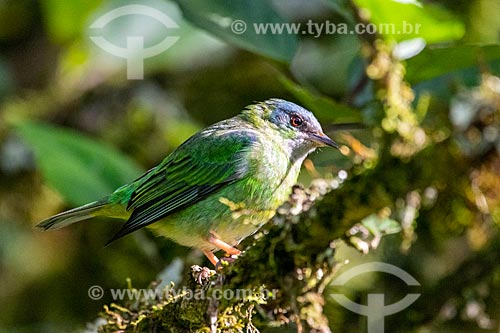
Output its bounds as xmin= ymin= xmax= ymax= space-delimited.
xmin=290 ymin=115 xmax=303 ymax=128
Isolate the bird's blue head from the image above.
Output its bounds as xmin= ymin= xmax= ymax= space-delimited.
xmin=244 ymin=99 xmax=339 ymax=152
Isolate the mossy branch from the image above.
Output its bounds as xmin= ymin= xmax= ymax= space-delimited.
xmin=95 ymin=176 xmax=397 ymax=333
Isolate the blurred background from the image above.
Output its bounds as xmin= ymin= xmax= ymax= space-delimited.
xmin=0 ymin=0 xmax=500 ymax=332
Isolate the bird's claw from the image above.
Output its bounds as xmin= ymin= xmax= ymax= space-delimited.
xmin=215 ymin=255 xmax=238 ymax=270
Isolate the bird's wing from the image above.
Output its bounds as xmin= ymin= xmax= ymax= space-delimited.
xmin=106 ymin=128 xmax=256 ymax=244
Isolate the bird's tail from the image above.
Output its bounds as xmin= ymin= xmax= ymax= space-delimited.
xmin=36 ymin=200 xmax=110 ymax=231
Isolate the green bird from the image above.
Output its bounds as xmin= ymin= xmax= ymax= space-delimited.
xmin=37 ymin=99 xmax=338 ymax=266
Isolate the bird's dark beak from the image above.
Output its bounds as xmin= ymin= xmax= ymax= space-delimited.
xmin=309 ymin=132 xmax=339 ymax=149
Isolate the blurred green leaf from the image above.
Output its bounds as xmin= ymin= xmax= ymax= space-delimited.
xmin=353 ymin=0 xmax=465 ymax=43
xmin=40 ymin=0 xmax=102 ymax=43
xmin=324 ymin=0 xmax=354 ymax=22
xmin=361 ymin=213 xmax=401 ymax=236
xmin=406 ymin=44 xmax=500 ymax=84
xmin=70 ymin=0 xmax=227 ymax=78
xmin=15 ymin=121 xmax=143 ymax=205
xmin=279 ymin=76 xmax=361 ymax=123
xmin=175 ymin=0 xmax=298 ymax=62
xmin=463 ymin=0 xmax=500 ymax=44
xmin=291 ymin=35 xmax=361 ymax=97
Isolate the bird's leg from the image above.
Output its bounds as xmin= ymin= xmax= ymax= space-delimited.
xmin=208 ymin=232 xmax=241 ymax=256
xmin=201 ymin=232 xmax=242 ymax=268
xmin=204 ymin=232 xmax=242 ymax=269
xmin=203 ymin=250 xmax=219 ymax=267
xmin=203 ymin=249 xmax=236 ymax=270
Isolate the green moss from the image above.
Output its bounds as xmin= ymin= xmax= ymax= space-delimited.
xmin=95 ymin=179 xmax=396 ymax=332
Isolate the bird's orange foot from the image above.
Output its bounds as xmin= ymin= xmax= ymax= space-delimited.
xmin=202 ymin=232 xmax=241 ymax=268
xmin=215 ymin=255 xmax=238 ymax=270
xmin=208 ymin=233 xmax=241 ymax=256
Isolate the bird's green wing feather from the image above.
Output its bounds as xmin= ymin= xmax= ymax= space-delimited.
xmin=107 ymin=128 xmax=256 ymax=243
